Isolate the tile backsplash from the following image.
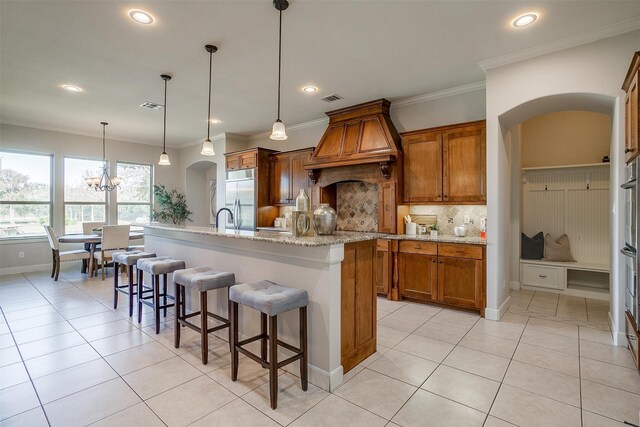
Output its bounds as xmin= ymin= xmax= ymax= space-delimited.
xmin=409 ymin=205 xmax=487 ymax=236
xmin=336 ymin=182 xmax=378 ymax=232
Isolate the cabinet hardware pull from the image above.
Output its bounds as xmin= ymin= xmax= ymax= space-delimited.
xmin=626 ymin=148 xmax=632 ymax=153
xmin=539 ymin=275 xmax=547 ymax=278
xmin=628 ymin=334 xmax=637 ymax=342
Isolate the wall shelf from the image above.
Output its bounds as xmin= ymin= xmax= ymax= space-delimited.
xmin=521 ymin=162 xmax=610 ymax=171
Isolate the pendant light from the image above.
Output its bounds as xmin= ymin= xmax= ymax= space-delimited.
xmin=201 ymin=44 xmax=218 ymax=156
xmin=158 ymin=74 xmax=172 ymax=166
xmin=270 ymin=0 xmax=289 ymax=140
xmin=85 ymin=122 xmax=122 ymax=191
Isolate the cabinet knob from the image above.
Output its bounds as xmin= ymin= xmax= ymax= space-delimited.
xmin=628 ymin=334 xmax=637 ymax=342
xmin=625 ymin=148 xmax=632 ymax=153
xmin=444 ymin=195 xmax=448 ymax=199
xmin=539 ymin=274 xmax=547 ymax=278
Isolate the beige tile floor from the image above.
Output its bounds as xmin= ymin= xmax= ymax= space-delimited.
xmin=1 ymin=268 xmax=639 ymax=427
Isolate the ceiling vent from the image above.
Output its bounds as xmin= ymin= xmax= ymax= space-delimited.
xmin=139 ymin=101 xmax=163 ymax=110
xmin=321 ymin=94 xmax=343 ymax=103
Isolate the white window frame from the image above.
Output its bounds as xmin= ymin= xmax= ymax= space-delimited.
xmin=63 ymin=156 xmax=108 ymax=234
xmin=115 ymin=161 xmax=153 ymax=224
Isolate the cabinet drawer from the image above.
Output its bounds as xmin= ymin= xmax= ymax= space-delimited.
xmin=226 ymin=155 xmax=240 ymax=171
xmin=240 ymin=152 xmax=257 ymax=169
xmin=625 ymin=311 xmax=640 ymax=369
xmin=438 ymin=243 xmax=482 ymax=259
xmin=377 ymin=239 xmax=390 ymax=252
xmin=399 ymin=241 xmax=437 ymax=255
xmin=521 ymin=264 xmax=565 ymax=290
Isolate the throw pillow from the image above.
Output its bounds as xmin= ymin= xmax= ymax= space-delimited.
xmin=543 ymin=234 xmax=577 ymax=262
xmin=521 ymin=232 xmax=544 ymax=259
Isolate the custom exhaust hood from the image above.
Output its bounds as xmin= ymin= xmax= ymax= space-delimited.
xmin=304 ymin=98 xmax=401 ymax=184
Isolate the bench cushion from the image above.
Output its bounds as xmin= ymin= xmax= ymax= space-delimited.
xmin=173 ymin=267 xmax=235 ymax=292
xmin=229 ymin=280 xmax=308 ymax=316
xmin=137 ymin=256 xmax=186 ymax=275
xmin=113 ymin=250 xmax=157 ymax=266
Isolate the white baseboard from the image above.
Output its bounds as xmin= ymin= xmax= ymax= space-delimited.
xmin=609 ymin=311 xmax=626 ymax=347
xmin=485 ymin=296 xmax=511 ymax=321
xmin=509 ymin=281 xmax=521 ymax=290
xmin=0 ymin=263 xmax=51 ymax=276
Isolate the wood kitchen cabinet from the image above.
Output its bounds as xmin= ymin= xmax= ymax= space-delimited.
xmin=401 ymin=120 xmax=486 ymax=204
xmin=437 ymin=244 xmax=484 ymax=310
xmin=624 ymin=52 xmax=639 ymax=164
xmin=225 ymin=150 xmax=257 ymax=171
xmin=270 ymin=148 xmax=313 ymax=206
xmin=398 ymin=241 xmax=438 ymax=302
xmin=342 ymin=240 xmax=376 ymax=373
xmin=375 ymin=239 xmax=391 ymax=296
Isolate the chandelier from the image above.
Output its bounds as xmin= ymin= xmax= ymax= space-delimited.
xmin=85 ymin=122 xmax=122 ymax=191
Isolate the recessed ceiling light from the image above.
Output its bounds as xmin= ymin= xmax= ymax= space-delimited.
xmin=209 ymin=119 xmax=222 ymax=124
xmin=512 ymin=13 xmax=538 ymax=28
xmin=62 ymin=84 xmax=83 ymax=92
xmin=129 ymin=10 xmax=154 ymax=24
xmin=302 ymin=86 xmax=318 ymax=94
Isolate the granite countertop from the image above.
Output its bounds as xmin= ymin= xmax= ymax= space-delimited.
xmin=144 ymin=224 xmax=487 ymax=247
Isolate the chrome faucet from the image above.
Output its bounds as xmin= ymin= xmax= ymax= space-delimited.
xmin=215 ymin=208 xmax=234 ymax=229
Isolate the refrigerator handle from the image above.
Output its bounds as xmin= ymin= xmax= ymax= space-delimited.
xmin=233 ymin=199 xmax=240 ymax=230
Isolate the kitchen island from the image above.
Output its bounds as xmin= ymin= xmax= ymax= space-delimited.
xmin=143 ymin=224 xmax=379 ymax=392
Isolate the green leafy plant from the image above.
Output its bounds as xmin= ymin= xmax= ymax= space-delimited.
xmin=428 ymin=223 xmax=439 ymax=231
xmin=152 ymin=184 xmax=193 ymax=225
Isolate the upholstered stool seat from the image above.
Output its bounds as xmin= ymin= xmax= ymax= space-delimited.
xmin=136 ymin=256 xmax=185 ymax=334
xmin=112 ymin=251 xmax=157 ymax=317
xmin=173 ymin=267 xmax=236 ymax=364
xmin=229 ymin=280 xmax=308 ymax=410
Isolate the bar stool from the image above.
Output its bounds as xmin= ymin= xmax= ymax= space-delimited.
xmin=172 ymin=267 xmax=236 ymax=364
xmin=112 ymin=250 xmax=157 ymax=317
xmin=229 ymin=280 xmax=308 ymax=410
xmin=136 ymin=256 xmax=185 ymax=334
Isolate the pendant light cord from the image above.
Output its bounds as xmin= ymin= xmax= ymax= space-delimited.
xmin=277 ymin=8 xmax=282 ymax=121
xmin=207 ymin=49 xmax=212 ymax=140
xmin=102 ymin=123 xmax=106 ymax=160
xmin=163 ymin=78 xmax=167 ymax=153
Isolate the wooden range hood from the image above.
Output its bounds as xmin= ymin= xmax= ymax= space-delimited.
xmin=305 ymin=98 xmax=401 ymax=183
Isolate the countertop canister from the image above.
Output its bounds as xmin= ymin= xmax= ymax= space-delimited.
xmin=312 ymin=203 xmax=337 ymax=235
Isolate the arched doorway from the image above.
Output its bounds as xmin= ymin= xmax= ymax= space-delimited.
xmin=185 ymin=160 xmax=217 ymax=227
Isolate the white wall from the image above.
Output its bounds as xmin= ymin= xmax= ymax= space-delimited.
xmin=485 ymin=29 xmax=639 ymax=336
xmin=0 ymin=123 xmax=181 ymax=272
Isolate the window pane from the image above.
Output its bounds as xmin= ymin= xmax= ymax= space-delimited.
xmin=0 ymin=151 xmax=51 ymax=202
xmin=65 ymin=205 xmax=106 ymax=234
xmin=117 ymin=163 xmax=151 ymax=203
xmin=64 ymin=158 xmax=106 ymax=202
xmin=0 ymin=204 xmax=50 ymax=237
xmin=118 ymin=204 xmax=150 ymax=225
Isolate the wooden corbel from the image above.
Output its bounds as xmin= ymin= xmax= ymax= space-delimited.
xmin=307 ymin=169 xmax=318 ymax=185
xmin=379 ymin=161 xmax=391 ymax=180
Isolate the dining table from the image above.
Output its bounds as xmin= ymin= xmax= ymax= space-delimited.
xmin=58 ymin=231 xmax=144 ymax=274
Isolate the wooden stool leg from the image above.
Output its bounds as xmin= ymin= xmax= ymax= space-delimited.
xmin=128 ymin=266 xmax=134 ymax=317
xmin=174 ymin=283 xmax=181 ymax=348
xmin=163 ymin=274 xmax=168 ymax=317
xmin=300 ymin=306 xmax=308 ymax=391
xmin=269 ymin=315 xmax=278 ymax=410
xmin=153 ymin=275 xmax=160 ymax=334
xmin=261 ymin=313 xmax=268 ymax=363
xmin=200 ymin=292 xmax=208 ymax=365
xmin=181 ymin=286 xmax=186 ymax=324
xmin=113 ymin=261 xmax=119 ymax=309
xmin=231 ymin=301 xmax=239 ymax=381
xmin=137 ymin=269 xmax=143 ymax=324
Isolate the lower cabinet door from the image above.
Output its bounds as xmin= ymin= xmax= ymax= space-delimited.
xmin=437 ymin=256 xmax=483 ymax=309
xmin=398 ymin=252 xmax=438 ymax=302
xmin=376 ymin=240 xmax=391 ymax=295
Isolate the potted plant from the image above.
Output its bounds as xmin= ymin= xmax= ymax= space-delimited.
xmin=428 ymin=223 xmax=439 ymax=239
xmin=152 ymin=184 xmax=193 ymax=226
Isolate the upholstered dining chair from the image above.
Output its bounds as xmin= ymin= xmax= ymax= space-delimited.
xmin=44 ymin=225 xmax=91 ymax=281
xmin=81 ymin=221 xmax=105 ymax=235
xmin=93 ymin=225 xmax=130 ymax=280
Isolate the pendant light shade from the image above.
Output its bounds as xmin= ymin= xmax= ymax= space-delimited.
xmin=159 ymin=74 xmax=172 ymax=166
xmin=202 ymin=44 xmax=218 ymax=156
xmin=270 ymin=0 xmax=289 ymax=141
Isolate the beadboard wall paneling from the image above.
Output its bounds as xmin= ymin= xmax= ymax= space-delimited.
xmin=522 ymin=166 xmax=610 ymax=265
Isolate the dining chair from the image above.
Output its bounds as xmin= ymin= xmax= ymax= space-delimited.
xmin=81 ymin=221 xmax=106 ymax=235
xmin=93 ymin=225 xmax=130 ymax=280
xmin=44 ymin=225 xmax=91 ymax=281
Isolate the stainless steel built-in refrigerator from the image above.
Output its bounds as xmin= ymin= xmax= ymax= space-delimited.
xmin=224 ymin=168 xmax=256 ymax=231
xmin=622 ymin=159 xmax=639 ymax=329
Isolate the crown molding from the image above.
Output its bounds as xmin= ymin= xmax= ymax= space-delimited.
xmin=253 ymin=117 xmax=329 ymax=139
xmin=181 ymin=132 xmax=235 ymax=149
xmin=479 ymin=16 xmax=640 ymax=71
xmin=0 ymin=119 xmax=183 ymax=149
xmin=392 ymin=81 xmax=486 ymax=108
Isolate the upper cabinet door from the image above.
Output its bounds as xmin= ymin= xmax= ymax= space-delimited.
xmin=290 ymin=150 xmax=312 ymax=202
xmin=629 ymin=72 xmax=639 ymax=163
xmin=270 ymin=154 xmax=291 ymax=205
xmin=402 ymin=131 xmax=443 ymax=203
xmin=443 ymin=124 xmax=486 ymax=203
